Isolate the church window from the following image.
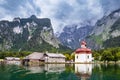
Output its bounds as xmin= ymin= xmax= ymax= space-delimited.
xmin=87 ymin=55 xmax=89 ymax=59
xmin=77 ymin=56 xmax=78 ymax=59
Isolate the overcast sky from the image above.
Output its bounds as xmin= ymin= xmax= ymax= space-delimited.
xmin=0 ymin=0 xmax=120 ymax=33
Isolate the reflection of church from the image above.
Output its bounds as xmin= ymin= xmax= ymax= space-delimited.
xmin=75 ymin=64 xmax=92 ymax=80
xmin=75 ymin=41 xmax=93 ymax=63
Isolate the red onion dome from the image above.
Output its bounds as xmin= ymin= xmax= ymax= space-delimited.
xmin=81 ymin=41 xmax=86 ymax=45
xmin=75 ymin=41 xmax=92 ymax=54
xmin=75 ymin=48 xmax=91 ymax=54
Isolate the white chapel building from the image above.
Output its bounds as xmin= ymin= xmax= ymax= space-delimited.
xmin=75 ymin=41 xmax=93 ymax=63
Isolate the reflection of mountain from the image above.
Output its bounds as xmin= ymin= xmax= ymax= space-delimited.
xmin=75 ymin=64 xmax=92 ymax=79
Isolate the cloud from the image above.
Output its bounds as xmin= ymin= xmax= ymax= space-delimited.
xmin=0 ymin=0 xmax=41 ymax=20
xmin=32 ymin=0 xmax=104 ymax=32
xmin=0 ymin=0 xmax=120 ymax=33
xmin=100 ymin=0 xmax=120 ymax=15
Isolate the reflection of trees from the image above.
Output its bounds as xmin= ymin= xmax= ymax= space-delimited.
xmin=0 ymin=64 xmax=11 ymax=80
xmin=91 ymin=64 xmax=120 ymax=80
xmin=59 ymin=64 xmax=78 ymax=80
xmin=0 ymin=64 xmax=76 ymax=80
xmin=65 ymin=64 xmax=74 ymax=73
xmin=2 ymin=64 xmax=120 ymax=80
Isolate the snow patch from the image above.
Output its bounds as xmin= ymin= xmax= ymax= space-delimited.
xmin=111 ymin=30 xmax=120 ymax=37
xmin=67 ymin=39 xmax=72 ymax=43
xmin=13 ymin=26 xmax=23 ymax=34
xmin=26 ymin=22 xmax=30 ymax=26
xmin=31 ymin=21 xmax=37 ymax=26
xmin=113 ymin=12 xmax=120 ymax=18
xmin=24 ymin=25 xmax=27 ymax=28
xmin=28 ymin=36 xmax=32 ymax=40
xmin=43 ymin=26 xmax=47 ymax=30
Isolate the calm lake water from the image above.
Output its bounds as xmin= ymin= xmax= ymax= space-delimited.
xmin=0 ymin=64 xmax=120 ymax=80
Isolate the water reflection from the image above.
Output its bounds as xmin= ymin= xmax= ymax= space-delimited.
xmin=25 ymin=66 xmax=44 ymax=73
xmin=45 ymin=64 xmax=65 ymax=73
xmin=1 ymin=63 xmax=120 ymax=80
xmin=25 ymin=64 xmax=65 ymax=74
xmin=75 ymin=64 xmax=93 ymax=80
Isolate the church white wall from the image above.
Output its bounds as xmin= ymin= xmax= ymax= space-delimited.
xmin=87 ymin=54 xmax=92 ymax=62
xmin=75 ymin=53 xmax=92 ymax=63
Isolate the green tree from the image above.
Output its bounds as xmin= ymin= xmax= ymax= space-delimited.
xmin=71 ymin=52 xmax=75 ymax=61
xmin=101 ymin=50 xmax=114 ymax=62
xmin=93 ymin=51 xmax=101 ymax=60
xmin=116 ymin=52 xmax=120 ymax=61
xmin=64 ymin=53 xmax=71 ymax=61
xmin=110 ymin=47 xmax=120 ymax=62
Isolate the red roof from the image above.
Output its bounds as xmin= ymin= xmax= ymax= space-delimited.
xmin=75 ymin=48 xmax=91 ymax=54
xmin=75 ymin=41 xmax=92 ymax=54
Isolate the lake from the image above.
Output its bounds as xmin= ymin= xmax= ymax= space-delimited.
xmin=0 ymin=63 xmax=120 ymax=80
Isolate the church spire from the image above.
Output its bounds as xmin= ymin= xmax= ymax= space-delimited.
xmin=81 ymin=41 xmax=86 ymax=48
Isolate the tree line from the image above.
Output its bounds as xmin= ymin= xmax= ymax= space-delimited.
xmin=1 ymin=47 xmax=120 ymax=62
xmin=0 ymin=51 xmax=32 ymax=59
xmin=93 ymin=47 xmax=120 ymax=62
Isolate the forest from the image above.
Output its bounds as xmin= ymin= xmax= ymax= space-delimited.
xmin=93 ymin=47 xmax=120 ymax=62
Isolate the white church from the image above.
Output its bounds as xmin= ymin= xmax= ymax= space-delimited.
xmin=75 ymin=41 xmax=93 ymax=63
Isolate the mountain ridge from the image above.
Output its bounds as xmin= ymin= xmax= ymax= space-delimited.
xmin=58 ymin=23 xmax=93 ymax=49
xmin=58 ymin=9 xmax=120 ymax=50
xmin=86 ymin=8 xmax=120 ymax=49
xmin=0 ymin=15 xmax=72 ymax=53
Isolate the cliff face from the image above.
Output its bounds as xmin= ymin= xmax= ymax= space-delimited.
xmin=58 ymin=9 xmax=120 ymax=50
xmin=58 ymin=24 xmax=93 ymax=49
xmin=0 ymin=15 xmax=61 ymax=51
xmin=86 ymin=9 xmax=120 ymax=49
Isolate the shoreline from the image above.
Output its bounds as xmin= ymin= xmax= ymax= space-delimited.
xmin=1 ymin=60 xmax=120 ymax=65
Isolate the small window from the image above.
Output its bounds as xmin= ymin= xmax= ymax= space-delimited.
xmin=88 ymin=55 xmax=89 ymax=59
xmin=77 ymin=56 xmax=78 ymax=59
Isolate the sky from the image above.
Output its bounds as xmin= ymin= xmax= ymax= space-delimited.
xmin=0 ymin=0 xmax=120 ymax=33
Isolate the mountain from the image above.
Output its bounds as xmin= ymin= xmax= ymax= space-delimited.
xmin=58 ymin=23 xmax=93 ymax=49
xmin=0 ymin=15 xmax=71 ymax=52
xmin=58 ymin=9 xmax=120 ymax=50
xmin=86 ymin=9 xmax=120 ymax=49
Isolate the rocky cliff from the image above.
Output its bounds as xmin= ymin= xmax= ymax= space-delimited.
xmin=0 ymin=15 xmax=70 ymax=52
xmin=58 ymin=23 xmax=93 ymax=49
xmin=58 ymin=9 xmax=120 ymax=50
xmin=86 ymin=9 xmax=120 ymax=49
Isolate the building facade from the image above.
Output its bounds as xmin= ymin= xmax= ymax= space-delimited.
xmin=24 ymin=52 xmax=66 ymax=64
xmin=75 ymin=41 xmax=93 ymax=63
xmin=4 ymin=57 xmax=21 ymax=65
xmin=23 ymin=52 xmax=44 ymax=65
xmin=44 ymin=53 xmax=65 ymax=63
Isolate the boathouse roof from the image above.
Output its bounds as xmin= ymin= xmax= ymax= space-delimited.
xmin=25 ymin=52 xmax=44 ymax=60
xmin=45 ymin=53 xmax=65 ymax=58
